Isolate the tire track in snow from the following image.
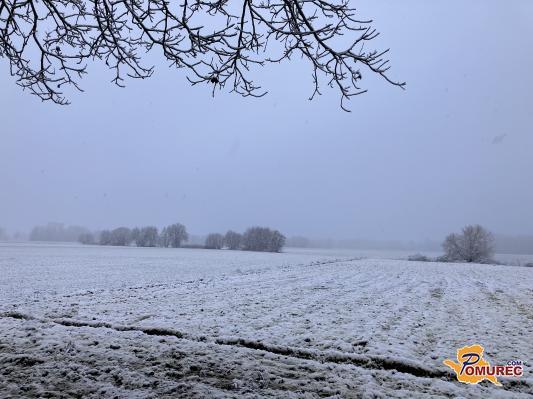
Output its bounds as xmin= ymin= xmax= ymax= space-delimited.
xmin=214 ymin=337 xmax=450 ymax=379
xmin=1 ymin=311 xmax=185 ymax=339
xmin=0 ymin=311 xmax=451 ymax=381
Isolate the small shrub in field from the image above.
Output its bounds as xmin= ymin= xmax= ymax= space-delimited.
xmin=442 ymin=225 xmax=495 ymax=263
xmin=408 ymin=253 xmax=430 ymax=262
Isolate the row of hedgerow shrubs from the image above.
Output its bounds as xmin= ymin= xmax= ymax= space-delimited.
xmin=79 ymin=224 xmax=285 ymax=253
xmin=205 ymin=227 xmax=285 ymax=252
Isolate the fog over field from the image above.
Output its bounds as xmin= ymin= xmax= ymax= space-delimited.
xmin=1 ymin=0 xmax=533 ymax=245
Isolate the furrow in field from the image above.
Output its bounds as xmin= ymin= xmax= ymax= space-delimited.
xmin=1 ymin=316 xmax=530 ymax=399
xmin=0 ymin=311 xmax=449 ymax=379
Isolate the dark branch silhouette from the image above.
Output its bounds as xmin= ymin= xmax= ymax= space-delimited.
xmin=0 ymin=0 xmax=405 ymax=109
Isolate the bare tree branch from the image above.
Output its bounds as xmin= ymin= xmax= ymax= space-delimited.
xmin=0 ymin=0 xmax=405 ymax=108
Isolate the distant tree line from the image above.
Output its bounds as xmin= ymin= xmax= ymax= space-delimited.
xmin=94 ymin=223 xmax=189 ymax=248
xmin=77 ymin=224 xmax=285 ymax=253
xmin=18 ymin=220 xmax=533 ymax=256
xmin=0 ymin=229 xmax=26 ymax=241
xmin=205 ymin=227 xmax=286 ymax=253
xmin=30 ymin=223 xmax=90 ymax=242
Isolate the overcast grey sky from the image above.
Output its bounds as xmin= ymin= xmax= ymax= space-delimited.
xmin=1 ymin=0 xmax=532 ymax=241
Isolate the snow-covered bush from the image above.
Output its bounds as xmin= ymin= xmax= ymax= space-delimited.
xmin=407 ymin=253 xmax=430 ymax=262
xmin=442 ymin=225 xmax=494 ymax=263
xmin=242 ymin=227 xmax=285 ymax=253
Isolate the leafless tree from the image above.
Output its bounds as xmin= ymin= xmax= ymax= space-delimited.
xmin=97 ymin=227 xmax=132 ymax=245
xmin=135 ymin=226 xmax=159 ymax=247
xmin=110 ymin=227 xmax=132 ymax=246
xmin=160 ymin=223 xmax=188 ymax=247
xmin=224 ymin=230 xmax=242 ymax=250
xmin=442 ymin=225 xmax=495 ymax=263
xmin=205 ymin=233 xmax=224 ymax=249
xmin=0 ymin=0 xmax=404 ymax=109
xmin=130 ymin=227 xmax=141 ymax=243
xmin=99 ymin=229 xmax=112 ymax=245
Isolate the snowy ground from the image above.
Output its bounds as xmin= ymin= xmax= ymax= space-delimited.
xmin=0 ymin=243 xmax=532 ymax=398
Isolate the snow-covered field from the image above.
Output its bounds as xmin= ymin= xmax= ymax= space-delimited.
xmin=1 ymin=243 xmax=532 ymax=398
